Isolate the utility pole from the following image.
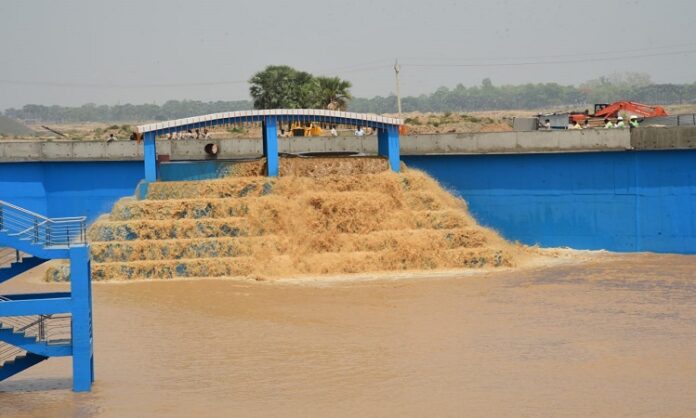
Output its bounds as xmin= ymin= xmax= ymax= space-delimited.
xmin=394 ymin=58 xmax=402 ymax=119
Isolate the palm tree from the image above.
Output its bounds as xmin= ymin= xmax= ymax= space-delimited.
xmin=315 ymin=77 xmax=353 ymax=110
xmin=249 ymin=66 xmax=353 ymax=111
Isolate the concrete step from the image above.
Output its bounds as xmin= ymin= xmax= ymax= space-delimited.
xmin=88 ymin=210 xmax=472 ymax=242
xmin=144 ymin=171 xmax=433 ymax=200
xmin=110 ymin=197 xmax=255 ymax=221
xmin=146 ymin=177 xmax=274 ymax=200
xmin=86 ymin=247 xmax=511 ymax=281
xmin=90 ymin=236 xmax=290 ymax=262
xmin=88 ymin=228 xmax=489 ymax=263
xmin=111 ymin=190 xmax=454 ymax=221
xmin=88 ymin=217 xmax=262 ymax=241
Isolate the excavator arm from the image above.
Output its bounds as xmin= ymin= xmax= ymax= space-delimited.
xmin=594 ymin=101 xmax=668 ymax=118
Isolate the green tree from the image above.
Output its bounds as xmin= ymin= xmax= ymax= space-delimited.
xmin=249 ymin=65 xmax=317 ymax=109
xmin=315 ymin=76 xmax=353 ymax=110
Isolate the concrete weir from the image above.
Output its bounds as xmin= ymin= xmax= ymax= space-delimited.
xmin=2 ymin=127 xmax=696 ymax=254
xmin=3 ymin=127 xmax=696 ymax=163
xmin=0 ymin=128 xmax=636 ymax=162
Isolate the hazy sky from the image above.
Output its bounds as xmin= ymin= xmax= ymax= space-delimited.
xmin=1 ymin=0 xmax=695 ymax=110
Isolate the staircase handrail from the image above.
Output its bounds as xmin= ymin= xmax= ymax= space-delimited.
xmin=0 ymin=200 xmax=50 ymax=220
xmin=0 ymin=200 xmax=87 ymax=246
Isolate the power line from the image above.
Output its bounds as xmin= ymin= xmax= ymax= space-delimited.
xmin=401 ymin=42 xmax=696 ymax=63
xmin=402 ymin=48 xmax=696 ymax=68
xmin=317 ymin=59 xmax=392 ymax=74
xmin=0 ymin=66 xmax=393 ymax=89
xmin=0 ymin=79 xmax=248 ymax=88
xmin=2 ymin=44 xmax=693 ymax=90
xmin=340 ymin=64 xmax=393 ymax=74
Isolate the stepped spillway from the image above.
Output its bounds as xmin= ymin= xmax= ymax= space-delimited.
xmin=47 ymin=157 xmax=517 ymax=281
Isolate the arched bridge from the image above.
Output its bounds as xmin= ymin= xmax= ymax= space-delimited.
xmin=137 ymin=109 xmax=403 ymax=181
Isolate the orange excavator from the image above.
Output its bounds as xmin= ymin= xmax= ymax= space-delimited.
xmin=570 ymin=101 xmax=668 ymax=123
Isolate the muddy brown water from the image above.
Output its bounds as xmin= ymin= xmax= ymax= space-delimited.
xmin=2 ymin=253 xmax=696 ymax=417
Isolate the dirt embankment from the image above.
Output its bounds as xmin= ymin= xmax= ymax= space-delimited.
xmin=389 ymin=111 xmax=512 ymax=135
xmin=4 ymin=111 xmax=516 ymax=141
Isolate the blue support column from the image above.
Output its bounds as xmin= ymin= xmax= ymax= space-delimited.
xmin=262 ymin=117 xmax=279 ymax=177
xmin=143 ymin=131 xmax=158 ymax=182
xmin=377 ymin=127 xmax=387 ymax=156
xmin=69 ymin=245 xmax=94 ymax=392
xmin=378 ymin=125 xmax=401 ymax=172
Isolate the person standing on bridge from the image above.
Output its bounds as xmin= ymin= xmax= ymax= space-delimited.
xmin=603 ymin=118 xmax=614 ymax=129
xmin=569 ymin=120 xmax=582 ymax=130
xmin=615 ymin=116 xmax=626 ymax=128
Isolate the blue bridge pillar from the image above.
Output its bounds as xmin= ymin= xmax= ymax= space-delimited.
xmin=378 ymin=125 xmax=401 ymax=172
xmin=143 ymin=131 xmax=157 ymax=182
xmin=69 ymin=245 xmax=94 ymax=392
xmin=262 ymin=117 xmax=279 ymax=177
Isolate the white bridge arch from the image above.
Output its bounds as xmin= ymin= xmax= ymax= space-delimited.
xmin=137 ymin=109 xmax=401 ymax=135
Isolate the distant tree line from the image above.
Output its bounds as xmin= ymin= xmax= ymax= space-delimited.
xmin=3 ymin=100 xmax=252 ymax=123
xmin=4 ymin=72 xmax=695 ymax=122
xmin=350 ymin=74 xmax=696 ymax=114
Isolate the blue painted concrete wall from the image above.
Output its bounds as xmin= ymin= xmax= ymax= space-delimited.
xmin=0 ymin=162 xmax=143 ymax=224
xmin=2 ymin=150 xmax=696 ymax=253
xmin=159 ymin=159 xmax=261 ymax=182
xmin=403 ymin=150 xmax=696 ymax=254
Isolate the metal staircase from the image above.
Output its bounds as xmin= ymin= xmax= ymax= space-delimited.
xmin=0 ymin=307 xmax=72 ymax=380
xmin=0 ymin=352 xmax=47 ymax=381
xmin=0 ymin=200 xmax=86 ymax=248
xmin=0 ymin=248 xmax=48 ymax=284
xmin=0 ymin=200 xmax=93 ymax=391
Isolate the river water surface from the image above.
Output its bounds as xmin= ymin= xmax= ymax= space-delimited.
xmin=1 ymin=253 xmax=695 ymax=417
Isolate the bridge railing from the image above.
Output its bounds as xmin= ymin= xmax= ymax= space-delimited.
xmin=0 ymin=200 xmax=86 ymax=247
